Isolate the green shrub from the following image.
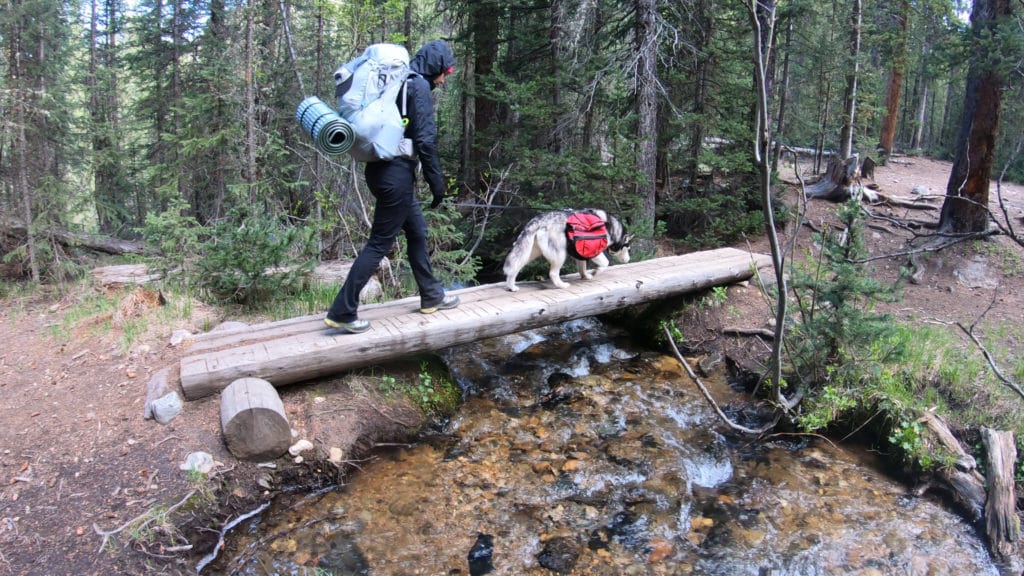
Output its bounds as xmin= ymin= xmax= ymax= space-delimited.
xmin=194 ymin=209 xmax=317 ymax=306
xmin=787 ymin=199 xmax=905 ymax=388
xmin=139 ymin=197 xmax=206 ymax=280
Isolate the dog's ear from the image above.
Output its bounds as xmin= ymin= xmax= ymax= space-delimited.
xmin=624 ymin=233 xmax=635 ymax=246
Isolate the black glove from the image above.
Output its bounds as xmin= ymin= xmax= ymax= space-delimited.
xmin=430 ymin=190 xmax=444 ymax=209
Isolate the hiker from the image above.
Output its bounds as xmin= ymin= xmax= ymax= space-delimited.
xmin=325 ymin=39 xmax=460 ymax=334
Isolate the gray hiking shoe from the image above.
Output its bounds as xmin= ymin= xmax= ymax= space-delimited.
xmin=324 ymin=317 xmax=371 ymax=334
xmin=420 ymin=295 xmax=460 ymax=314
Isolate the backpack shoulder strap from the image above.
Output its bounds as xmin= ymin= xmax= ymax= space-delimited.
xmin=400 ymin=73 xmax=421 ymax=121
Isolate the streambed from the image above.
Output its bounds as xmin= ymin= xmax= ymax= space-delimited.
xmin=213 ymin=318 xmax=1001 ymax=575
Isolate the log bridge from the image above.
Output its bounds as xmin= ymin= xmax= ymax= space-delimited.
xmin=179 ymin=247 xmax=772 ymax=400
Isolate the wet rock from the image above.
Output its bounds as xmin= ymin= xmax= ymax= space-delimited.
xmin=537 ymin=536 xmax=580 ymax=573
xmin=698 ymin=350 xmax=724 ymax=376
xmin=467 ymin=533 xmax=494 ymax=576
xmin=319 ymin=531 xmax=370 ymax=574
xmin=605 ymin=437 xmax=646 ymax=466
xmin=646 ymin=538 xmax=672 ymax=563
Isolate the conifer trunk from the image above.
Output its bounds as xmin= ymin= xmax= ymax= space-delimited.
xmin=938 ymin=0 xmax=1010 ymax=234
xmin=877 ymin=0 xmax=908 ymax=159
xmin=838 ymin=0 xmax=862 ymax=160
xmin=635 ymin=0 xmax=658 ymax=225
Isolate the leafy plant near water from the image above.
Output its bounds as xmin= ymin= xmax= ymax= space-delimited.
xmin=781 ymin=198 xmax=941 ymax=466
xmin=378 ymin=362 xmax=460 ymax=416
xmin=781 ymin=200 xmax=1024 ymax=473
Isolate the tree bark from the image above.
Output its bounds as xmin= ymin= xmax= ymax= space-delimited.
xmin=244 ymin=0 xmax=257 ymax=207
xmin=877 ymin=0 xmax=909 ymax=159
xmin=981 ymin=428 xmax=1019 ymax=561
xmin=838 ymin=0 xmax=862 ymax=160
xmin=635 ymin=0 xmax=658 ymax=225
xmin=910 ymin=79 xmax=928 ymax=150
xmin=688 ymin=0 xmax=714 ymax=185
xmin=938 ymin=0 xmax=1010 ymax=235
xmin=770 ymin=15 xmax=792 ymax=174
xmin=9 ymin=8 xmax=39 ymax=281
xmin=469 ymin=1 xmax=499 ymax=195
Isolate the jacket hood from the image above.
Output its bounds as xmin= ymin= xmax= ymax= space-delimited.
xmin=410 ymin=39 xmax=454 ymax=89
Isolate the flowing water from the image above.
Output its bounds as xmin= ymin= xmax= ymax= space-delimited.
xmin=213 ymin=318 xmax=1005 ymax=575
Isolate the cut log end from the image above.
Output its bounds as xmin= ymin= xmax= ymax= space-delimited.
xmin=220 ymin=378 xmax=291 ymax=461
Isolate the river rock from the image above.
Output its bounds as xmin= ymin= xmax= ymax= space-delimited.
xmin=537 ymin=536 xmax=579 ymax=573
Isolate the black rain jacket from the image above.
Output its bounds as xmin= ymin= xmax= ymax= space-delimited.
xmin=403 ymin=40 xmax=454 ymax=198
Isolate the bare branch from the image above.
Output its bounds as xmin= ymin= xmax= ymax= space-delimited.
xmin=956 ymin=291 xmax=1024 ymax=401
xmin=662 ymin=325 xmax=779 ymax=434
xmin=461 ymin=163 xmax=515 ymax=266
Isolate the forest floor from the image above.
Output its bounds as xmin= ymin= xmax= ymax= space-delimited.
xmin=1 ymin=155 xmax=1023 ymax=576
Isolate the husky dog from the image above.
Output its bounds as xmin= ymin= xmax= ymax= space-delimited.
xmin=503 ymin=208 xmax=633 ymax=292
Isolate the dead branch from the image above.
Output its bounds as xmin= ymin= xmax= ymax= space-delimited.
xmin=871 ymin=192 xmax=942 ymax=210
xmin=461 ymin=163 xmax=514 ymax=267
xmin=994 ymin=137 xmax=1023 ymax=247
xmin=2 ymin=217 xmax=145 ymax=256
xmin=723 ymin=327 xmax=775 ymax=338
xmin=663 ymin=325 xmax=779 ymax=434
xmin=916 ymin=409 xmax=986 ymax=521
xmin=982 ymin=428 xmax=1020 ymax=561
xmin=93 ymin=489 xmax=197 ymax=554
xmin=957 ymin=291 xmax=1024 ymax=401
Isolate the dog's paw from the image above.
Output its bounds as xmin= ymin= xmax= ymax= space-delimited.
xmin=554 ymin=280 xmax=570 ymax=289
xmin=507 ymin=285 xmax=519 ymax=292
xmin=582 ymin=271 xmax=595 ymax=280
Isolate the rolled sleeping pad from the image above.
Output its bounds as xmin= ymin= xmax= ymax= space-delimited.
xmin=295 ymin=96 xmax=354 ymax=155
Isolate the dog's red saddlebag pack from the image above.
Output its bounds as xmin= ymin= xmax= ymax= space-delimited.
xmin=565 ymin=211 xmax=609 ymax=260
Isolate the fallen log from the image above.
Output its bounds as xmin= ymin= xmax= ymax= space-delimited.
xmin=180 ymin=248 xmax=773 ymax=399
xmin=1 ymin=217 xmax=145 ymax=255
xmin=873 ymin=193 xmax=941 ymax=210
xmin=916 ymin=409 xmax=986 ymax=521
xmin=92 ymin=264 xmax=163 ymax=286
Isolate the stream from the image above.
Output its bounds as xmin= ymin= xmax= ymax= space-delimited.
xmin=211 ymin=317 xmax=1005 ymax=575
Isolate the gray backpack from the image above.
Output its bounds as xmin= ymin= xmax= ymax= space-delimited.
xmin=334 ymin=44 xmax=414 ymax=162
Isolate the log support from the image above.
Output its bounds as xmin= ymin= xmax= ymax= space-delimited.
xmin=220 ymin=377 xmax=291 ymax=461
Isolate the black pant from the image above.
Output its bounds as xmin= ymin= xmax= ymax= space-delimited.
xmin=327 ymin=159 xmax=445 ymax=322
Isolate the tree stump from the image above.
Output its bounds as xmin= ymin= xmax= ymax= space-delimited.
xmin=805 ymin=154 xmax=862 ymax=201
xmin=860 ymin=156 xmax=876 ymax=180
xmin=220 ymin=377 xmax=291 ymax=461
xmin=982 ymin=428 xmax=1020 ymax=560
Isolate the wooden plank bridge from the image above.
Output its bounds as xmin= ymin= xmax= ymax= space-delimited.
xmin=179 ymin=247 xmax=772 ymax=399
